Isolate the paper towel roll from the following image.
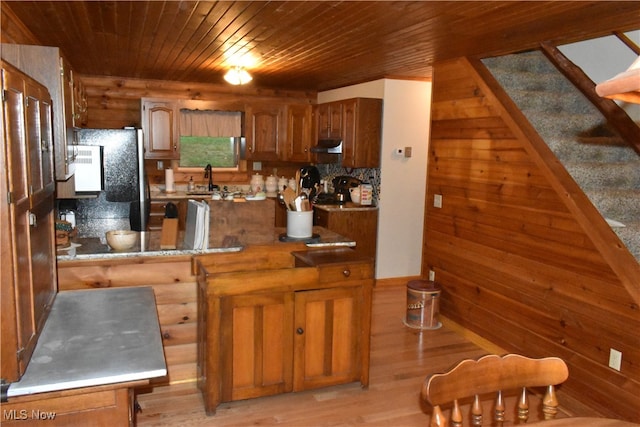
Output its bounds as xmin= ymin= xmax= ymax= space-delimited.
xmin=165 ymin=169 xmax=175 ymax=193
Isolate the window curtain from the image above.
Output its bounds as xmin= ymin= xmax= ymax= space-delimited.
xmin=179 ymin=110 xmax=242 ymax=137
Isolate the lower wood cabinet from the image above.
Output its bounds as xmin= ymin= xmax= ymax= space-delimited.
xmin=0 ymin=382 xmax=141 ymax=426
xmin=313 ymin=206 xmax=378 ymax=260
xmin=195 ymin=246 xmax=373 ymax=415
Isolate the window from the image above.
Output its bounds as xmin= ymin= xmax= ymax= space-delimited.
xmin=179 ymin=109 xmax=243 ymax=169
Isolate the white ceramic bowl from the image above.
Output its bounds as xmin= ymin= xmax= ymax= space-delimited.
xmin=106 ymin=230 xmax=138 ymax=251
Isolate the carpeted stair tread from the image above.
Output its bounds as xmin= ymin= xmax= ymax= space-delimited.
xmin=483 ymin=50 xmax=640 ymax=262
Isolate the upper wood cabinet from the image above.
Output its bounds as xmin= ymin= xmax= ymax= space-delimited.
xmin=1 ymin=61 xmax=57 ymax=383
xmin=285 ymin=104 xmax=313 ymax=162
xmin=341 ymin=98 xmax=382 ymax=168
xmin=1 ymin=44 xmax=83 ymax=181
xmin=244 ymin=103 xmax=285 ymax=161
xmin=315 ymin=98 xmax=382 ymax=168
xmin=141 ymin=99 xmax=180 ymax=159
xmin=316 ymin=102 xmax=343 ymax=139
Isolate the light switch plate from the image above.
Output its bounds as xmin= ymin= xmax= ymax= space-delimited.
xmin=609 ymin=348 xmax=622 ymax=371
xmin=434 ymin=194 xmax=443 ymax=208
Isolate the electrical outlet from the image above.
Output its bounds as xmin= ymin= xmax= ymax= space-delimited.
xmin=428 ymin=270 xmax=435 ymax=281
xmin=434 ymin=194 xmax=443 ymax=208
xmin=156 ymin=161 xmax=164 ymax=170
xmin=609 ymin=348 xmax=622 ymax=371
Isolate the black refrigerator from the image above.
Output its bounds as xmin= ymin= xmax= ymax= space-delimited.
xmin=71 ymin=128 xmax=150 ymax=238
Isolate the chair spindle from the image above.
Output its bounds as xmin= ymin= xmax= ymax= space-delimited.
xmin=494 ymin=390 xmax=505 ymax=426
xmin=542 ymin=384 xmax=559 ymax=420
xmin=518 ymin=386 xmax=530 ymax=422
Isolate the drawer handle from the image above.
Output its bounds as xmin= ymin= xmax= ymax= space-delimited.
xmin=343 ymin=269 xmax=351 ymax=277
xmin=296 ymin=327 xmax=304 ymax=335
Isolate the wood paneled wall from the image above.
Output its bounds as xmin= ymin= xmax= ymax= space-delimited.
xmin=57 ymin=257 xmax=198 ymax=385
xmin=81 ymin=75 xmax=315 ymax=130
xmin=423 ymin=57 xmax=640 ymax=422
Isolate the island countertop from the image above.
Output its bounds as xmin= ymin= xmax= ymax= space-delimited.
xmin=7 ymin=287 xmax=167 ymax=398
xmin=57 ymin=226 xmax=355 ymax=261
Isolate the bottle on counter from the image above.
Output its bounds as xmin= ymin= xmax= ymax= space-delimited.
xmin=188 ymin=176 xmax=195 ymax=192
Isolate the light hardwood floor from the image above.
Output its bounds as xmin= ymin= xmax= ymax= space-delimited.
xmin=136 ymin=284 xmax=600 ymax=426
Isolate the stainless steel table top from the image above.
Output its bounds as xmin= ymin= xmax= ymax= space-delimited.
xmin=8 ymin=287 xmax=167 ymax=397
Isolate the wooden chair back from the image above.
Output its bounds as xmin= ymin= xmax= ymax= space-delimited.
xmin=422 ymin=354 xmax=569 ymax=427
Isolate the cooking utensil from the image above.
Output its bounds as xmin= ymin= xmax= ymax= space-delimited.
xmin=282 ymin=187 xmax=297 ymax=211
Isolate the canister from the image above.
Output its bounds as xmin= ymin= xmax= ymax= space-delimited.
xmin=359 ymin=183 xmax=373 ymax=205
xmin=250 ymin=174 xmax=264 ymax=193
xmin=404 ymin=280 xmax=442 ymax=330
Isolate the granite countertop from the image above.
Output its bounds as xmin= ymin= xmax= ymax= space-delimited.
xmin=57 ymin=226 xmax=355 ymax=261
xmin=151 ymin=190 xmax=216 ymax=200
xmin=314 ymin=203 xmax=378 ymax=212
xmin=8 ymin=287 xmax=167 ymax=397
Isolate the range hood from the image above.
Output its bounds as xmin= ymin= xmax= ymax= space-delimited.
xmin=310 ymin=138 xmax=343 ymax=154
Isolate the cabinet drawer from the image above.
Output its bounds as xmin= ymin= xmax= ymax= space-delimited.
xmin=317 ymin=262 xmax=373 ymax=283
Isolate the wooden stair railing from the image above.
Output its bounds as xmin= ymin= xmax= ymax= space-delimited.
xmin=540 ymin=42 xmax=640 ymax=156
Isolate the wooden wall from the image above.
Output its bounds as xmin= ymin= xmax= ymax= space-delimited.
xmin=57 ymin=257 xmax=198 ymax=385
xmin=423 ymin=57 xmax=640 ymax=422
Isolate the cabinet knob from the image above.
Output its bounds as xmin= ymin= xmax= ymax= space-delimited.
xmin=343 ymin=269 xmax=351 ymax=277
xmin=296 ymin=327 xmax=304 ymax=335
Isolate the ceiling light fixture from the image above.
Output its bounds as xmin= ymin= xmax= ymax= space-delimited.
xmin=224 ymin=66 xmax=252 ymax=85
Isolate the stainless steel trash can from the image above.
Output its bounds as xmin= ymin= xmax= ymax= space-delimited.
xmin=404 ymin=280 xmax=442 ymax=330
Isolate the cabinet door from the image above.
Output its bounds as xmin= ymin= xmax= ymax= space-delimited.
xmin=293 ymin=286 xmax=362 ymax=391
xmin=142 ymin=101 xmax=179 ymax=159
xmin=245 ymin=104 xmax=283 ymax=161
xmin=2 ymin=68 xmax=29 ymax=209
xmin=1 ymin=64 xmax=56 ymax=381
xmin=313 ymin=208 xmax=378 ymax=260
xmin=341 ymin=99 xmax=358 ymax=168
xmin=220 ymin=292 xmax=294 ymax=402
xmin=25 ymin=82 xmax=55 ymax=206
xmin=340 ymin=98 xmax=382 ymax=169
xmin=316 ymin=102 xmax=343 ymax=139
xmin=286 ymin=104 xmax=312 ymax=162
xmin=39 ymin=96 xmax=55 ymax=197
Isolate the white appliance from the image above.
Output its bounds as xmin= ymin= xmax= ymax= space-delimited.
xmin=73 ymin=145 xmax=103 ymax=192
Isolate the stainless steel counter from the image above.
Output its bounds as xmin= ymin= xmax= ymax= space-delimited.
xmin=8 ymin=287 xmax=167 ymax=397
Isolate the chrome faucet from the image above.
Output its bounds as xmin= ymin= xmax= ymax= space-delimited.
xmin=204 ymin=164 xmax=214 ymax=191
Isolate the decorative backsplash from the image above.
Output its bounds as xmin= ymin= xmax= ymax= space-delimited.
xmin=316 ymin=164 xmax=381 ymax=202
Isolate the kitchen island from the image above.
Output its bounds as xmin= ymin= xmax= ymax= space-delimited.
xmin=56 ymin=224 xmax=361 ymax=388
xmin=195 ymin=247 xmax=374 ymax=415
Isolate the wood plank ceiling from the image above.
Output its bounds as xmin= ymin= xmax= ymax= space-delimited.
xmin=3 ymin=1 xmax=639 ymax=91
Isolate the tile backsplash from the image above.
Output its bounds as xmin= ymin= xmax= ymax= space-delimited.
xmin=317 ymin=165 xmax=381 ymax=202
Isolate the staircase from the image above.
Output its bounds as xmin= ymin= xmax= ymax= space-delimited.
xmin=482 ymin=51 xmax=640 ymax=261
